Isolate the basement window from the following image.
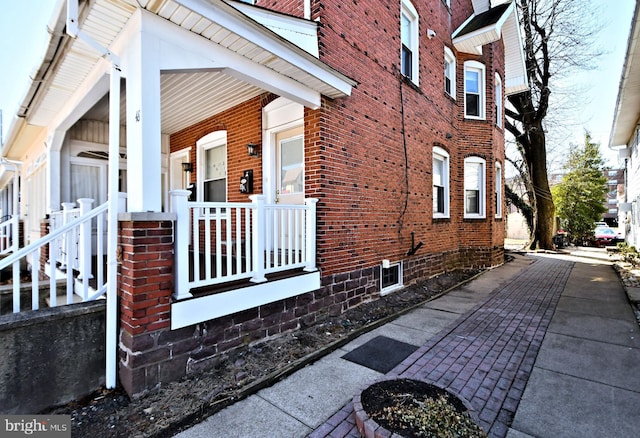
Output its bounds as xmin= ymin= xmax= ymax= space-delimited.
xmin=381 ymin=261 xmax=403 ymax=295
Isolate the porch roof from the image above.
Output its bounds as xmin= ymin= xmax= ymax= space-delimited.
xmin=3 ymin=0 xmax=355 ymax=156
xmin=452 ymin=1 xmax=528 ymax=96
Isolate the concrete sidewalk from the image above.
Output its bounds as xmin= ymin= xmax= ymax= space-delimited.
xmin=174 ymin=253 xmax=640 ymax=438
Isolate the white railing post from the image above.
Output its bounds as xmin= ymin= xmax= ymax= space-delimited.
xmin=60 ymin=202 xmax=75 ymax=269
xmin=170 ymin=190 xmax=193 ymax=299
xmin=118 ymin=192 xmax=127 ymax=213
xmin=77 ymin=199 xmax=94 ymax=288
xmin=304 ymin=198 xmax=318 ymax=272
xmin=250 ymin=195 xmax=267 ymax=283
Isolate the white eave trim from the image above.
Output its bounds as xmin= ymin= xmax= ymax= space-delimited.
xmin=227 ymin=0 xmax=319 ymax=57
xmin=175 ymin=0 xmax=354 ymax=98
xmin=452 ymin=2 xmax=514 ymax=54
xmin=609 ymin=0 xmax=640 ymax=148
xmin=453 ymin=2 xmax=527 ymax=95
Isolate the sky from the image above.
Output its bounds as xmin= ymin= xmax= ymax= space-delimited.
xmin=0 ymin=0 xmax=636 ymax=167
xmin=0 ymin=0 xmax=57 ymax=142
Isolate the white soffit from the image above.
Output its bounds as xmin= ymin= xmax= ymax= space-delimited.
xmin=22 ymin=0 xmax=353 ymax=135
xmin=453 ymin=2 xmax=527 ymax=95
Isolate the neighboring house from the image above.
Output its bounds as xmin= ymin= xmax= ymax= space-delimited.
xmin=602 ymin=168 xmax=624 ymax=229
xmin=610 ymin=0 xmax=640 ymax=248
xmin=0 ymin=0 xmax=526 ymax=397
xmin=504 ymin=176 xmax=529 ymax=240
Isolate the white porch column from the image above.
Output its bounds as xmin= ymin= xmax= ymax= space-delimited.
xmin=46 ymin=131 xmax=65 ymax=213
xmin=124 ymin=28 xmax=162 ymax=212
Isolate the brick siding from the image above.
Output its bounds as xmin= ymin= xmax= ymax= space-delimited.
xmin=119 ymin=0 xmax=509 ymax=396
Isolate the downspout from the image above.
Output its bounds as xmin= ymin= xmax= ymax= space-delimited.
xmin=66 ymin=0 xmax=121 ymax=390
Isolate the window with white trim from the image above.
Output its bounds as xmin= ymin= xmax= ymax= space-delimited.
xmin=401 ymin=0 xmax=419 ymax=84
xmin=197 ymin=131 xmax=227 ymax=203
xmin=433 ymin=147 xmax=450 ymax=217
xmin=495 ymin=162 xmax=502 ymax=218
xmin=495 ymin=73 xmax=503 ymax=128
xmin=381 ymin=261 xmax=403 ymax=294
xmin=444 ymin=47 xmax=456 ymax=99
xmin=464 ymin=61 xmax=486 ymax=119
xmin=464 ymin=156 xmax=486 ymax=218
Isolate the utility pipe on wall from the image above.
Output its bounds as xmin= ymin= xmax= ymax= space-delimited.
xmin=67 ymin=0 xmax=121 ymax=390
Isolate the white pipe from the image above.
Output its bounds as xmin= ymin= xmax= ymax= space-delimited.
xmin=67 ymin=0 xmax=120 ymax=389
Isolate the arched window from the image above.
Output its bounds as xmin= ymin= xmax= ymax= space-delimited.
xmin=401 ymin=0 xmax=419 ymax=85
xmin=464 ymin=156 xmax=486 ymax=218
xmin=444 ymin=47 xmax=456 ymax=99
xmin=464 ymin=61 xmax=486 ymax=119
xmin=433 ymin=147 xmax=450 ymax=217
xmin=197 ymin=131 xmax=227 ymax=203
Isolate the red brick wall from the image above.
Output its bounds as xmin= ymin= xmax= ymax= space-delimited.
xmin=132 ymin=0 xmax=509 ymax=395
xmin=168 ymin=0 xmax=506 ymax=276
xmin=170 ymin=96 xmax=265 ymax=202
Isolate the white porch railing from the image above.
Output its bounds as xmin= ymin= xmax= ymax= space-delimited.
xmin=0 ymin=215 xmax=19 ymax=255
xmin=0 ymin=197 xmax=124 ymax=314
xmin=171 ymin=191 xmax=318 ymax=300
xmin=49 ymin=202 xmax=82 ymax=272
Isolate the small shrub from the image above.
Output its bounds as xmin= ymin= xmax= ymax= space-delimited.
xmin=380 ymin=394 xmax=486 ymax=438
xmin=616 ymin=242 xmax=640 ymax=267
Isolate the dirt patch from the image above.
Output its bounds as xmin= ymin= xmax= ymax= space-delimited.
xmin=45 ymin=268 xmax=484 ymax=437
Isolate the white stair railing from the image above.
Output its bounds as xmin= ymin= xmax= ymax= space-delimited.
xmin=0 ymin=200 xmax=114 ymax=314
xmin=0 ymin=216 xmax=19 ymax=255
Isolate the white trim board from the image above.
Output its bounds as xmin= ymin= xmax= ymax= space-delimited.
xmin=171 ymin=271 xmax=320 ymax=329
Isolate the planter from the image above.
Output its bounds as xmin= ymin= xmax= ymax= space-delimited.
xmin=353 ymin=378 xmax=485 ymax=438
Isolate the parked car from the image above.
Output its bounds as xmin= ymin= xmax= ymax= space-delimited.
xmin=593 ymin=227 xmax=623 ymax=247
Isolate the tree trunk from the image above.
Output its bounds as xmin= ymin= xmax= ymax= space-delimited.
xmin=524 ymin=123 xmax=555 ymax=250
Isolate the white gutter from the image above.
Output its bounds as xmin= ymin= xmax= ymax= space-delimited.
xmin=67 ymin=0 xmax=120 ymax=390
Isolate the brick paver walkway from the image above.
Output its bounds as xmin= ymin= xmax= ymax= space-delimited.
xmin=310 ymin=256 xmax=573 ymax=438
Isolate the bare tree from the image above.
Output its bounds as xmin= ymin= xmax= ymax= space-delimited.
xmin=505 ymin=0 xmax=602 ymax=249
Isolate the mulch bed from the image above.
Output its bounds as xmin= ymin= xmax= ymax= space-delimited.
xmin=45 ymin=267 xmax=485 ymax=437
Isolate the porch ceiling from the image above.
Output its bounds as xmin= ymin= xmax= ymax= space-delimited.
xmin=18 ymin=0 xmax=354 ymax=137
xmin=83 ymin=71 xmax=264 ymax=135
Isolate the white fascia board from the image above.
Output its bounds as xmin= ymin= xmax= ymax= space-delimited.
xmin=135 ymin=10 xmax=322 ymax=108
xmin=452 ymin=3 xmax=514 ymax=55
xmin=171 ymin=271 xmax=320 ymax=329
xmin=502 ymin=8 xmax=528 ymax=95
xmin=174 ymin=0 xmax=353 ymax=97
xmin=228 ymin=1 xmax=319 ymax=57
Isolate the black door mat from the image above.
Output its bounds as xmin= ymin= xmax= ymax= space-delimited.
xmin=342 ymin=335 xmax=419 ymax=373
